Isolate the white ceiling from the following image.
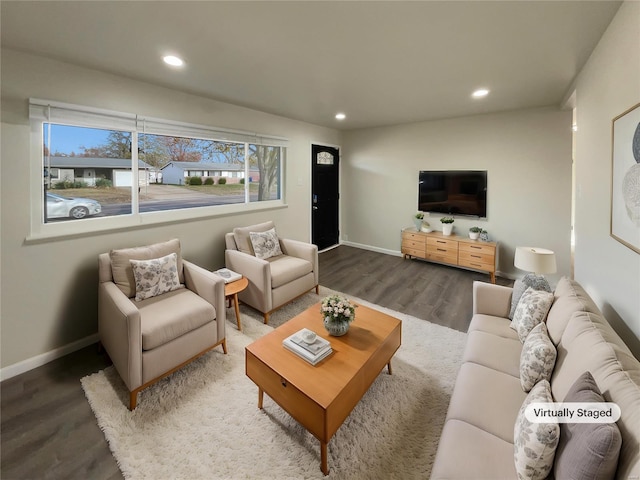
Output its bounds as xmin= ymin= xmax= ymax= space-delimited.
xmin=1 ymin=1 xmax=621 ymax=130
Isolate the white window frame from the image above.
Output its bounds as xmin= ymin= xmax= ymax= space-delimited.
xmin=28 ymin=98 xmax=288 ymax=241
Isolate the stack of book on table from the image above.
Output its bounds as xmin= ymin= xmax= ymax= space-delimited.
xmin=212 ymin=268 xmax=242 ymax=284
xmin=283 ymin=328 xmax=332 ymax=365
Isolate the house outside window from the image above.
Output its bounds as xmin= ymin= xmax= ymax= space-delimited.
xmin=29 ymin=99 xmax=287 ymax=239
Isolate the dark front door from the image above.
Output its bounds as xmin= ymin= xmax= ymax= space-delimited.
xmin=312 ymin=144 xmax=339 ymax=250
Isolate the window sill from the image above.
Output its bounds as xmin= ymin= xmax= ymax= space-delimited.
xmin=26 ymin=201 xmax=288 ymax=244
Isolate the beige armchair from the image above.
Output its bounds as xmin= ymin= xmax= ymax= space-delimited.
xmin=98 ymin=238 xmax=226 ymax=410
xmin=225 ymin=221 xmax=319 ymax=324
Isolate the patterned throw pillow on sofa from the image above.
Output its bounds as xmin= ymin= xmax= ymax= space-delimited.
xmin=509 ymin=273 xmax=552 ymax=319
xmin=511 ymin=287 xmax=554 ymax=343
xmin=520 ymin=322 xmax=557 ymax=392
xmin=514 ymin=380 xmax=560 ymax=480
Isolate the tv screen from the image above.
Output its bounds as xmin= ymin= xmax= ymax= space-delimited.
xmin=418 ymin=170 xmax=487 ymax=218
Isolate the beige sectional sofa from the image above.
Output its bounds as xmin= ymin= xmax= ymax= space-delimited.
xmin=431 ymin=277 xmax=640 ymax=479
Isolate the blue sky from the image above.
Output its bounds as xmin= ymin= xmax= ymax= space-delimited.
xmin=46 ymin=124 xmax=113 ymax=155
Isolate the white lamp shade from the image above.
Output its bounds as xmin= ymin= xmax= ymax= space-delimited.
xmin=514 ymin=247 xmax=557 ymax=275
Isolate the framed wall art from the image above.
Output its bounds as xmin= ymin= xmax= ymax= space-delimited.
xmin=610 ymin=102 xmax=640 ymax=254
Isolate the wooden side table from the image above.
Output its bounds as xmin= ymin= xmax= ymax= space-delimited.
xmin=224 ymin=277 xmax=249 ymax=331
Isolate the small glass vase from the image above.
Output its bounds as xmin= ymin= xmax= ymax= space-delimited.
xmin=324 ymin=317 xmax=351 ymax=336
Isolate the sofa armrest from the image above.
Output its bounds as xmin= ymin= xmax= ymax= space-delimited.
xmin=183 ymin=260 xmax=226 ymax=340
xmin=280 ymin=238 xmax=319 ymax=285
xmin=98 ymin=281 xmax=142 ymax=391
xmin=472 ymin=281 xmax=513 ymax=318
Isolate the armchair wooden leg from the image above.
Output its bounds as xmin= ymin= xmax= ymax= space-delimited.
xmin=315 ymin=285 xmax=319 ymax=294
xmin=221 ymin=338 xmax=228 ymax=354
xmin=129 ymin=391 xmax=138 ymax=410
xmin=263 ymin=312 xmax=270 ymax=325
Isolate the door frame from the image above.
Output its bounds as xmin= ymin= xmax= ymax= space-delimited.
xmin=309 ymin=141 xmax=342 ymax=249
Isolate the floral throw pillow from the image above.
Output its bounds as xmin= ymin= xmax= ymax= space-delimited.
xmin=249 ymin=228 xmax=283 ymax=260
xmin=514 ymin=380 xmax=560 ymax=480
xmin=130 ymin=252 xmax=181 ymax=302
xmin=509 ymin=274 xmax=552 ymax=319
xmin=520 ymin=322 xmax=557 ymax=392
xmin=511 ymin=287 xmax=554 ymax=343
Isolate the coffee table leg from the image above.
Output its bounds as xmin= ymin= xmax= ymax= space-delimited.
xmin=387 ymin=360 xmax=393 ymax=375
xmin=233 ymin=293 xmax=242 ymax=331
xmin=321 ymin=441 xmax=329 ymax=475
xmin=258 ymin=388 xmax=264 ymax=409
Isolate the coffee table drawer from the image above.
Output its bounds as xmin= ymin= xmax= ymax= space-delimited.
xmin=246 ymin=351 xmax=325 ymax=439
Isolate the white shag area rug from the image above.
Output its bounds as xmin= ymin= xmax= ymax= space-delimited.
xmin=81 ymin=287 xmax=467 ymax=480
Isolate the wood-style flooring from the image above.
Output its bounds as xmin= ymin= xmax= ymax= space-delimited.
xmin=1 ymin=245 xmax=512 ymax=480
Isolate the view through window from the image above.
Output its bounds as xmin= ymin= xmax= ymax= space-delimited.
xmin=42 ymin=123 xmax=283 ymax=223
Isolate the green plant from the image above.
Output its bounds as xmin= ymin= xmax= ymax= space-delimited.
xmin=218 ymin=177 xmax=227 ymax=185
xmin=414 ymin=212 xmax=424 ymax=219
xmin=95 ymin=178 xmax=112 ymax=188
xmin=440 ymin=216 xmax=455 ymax=224
xmin=240 ymin=178 xmax=245 ymax=184
xmin=469 ymin=226 xmax=482 ymax=233
xmin=204 ymin=177 xmax=214 ymax=185
xmin=189 ymin=176 xmax=203 ymax=186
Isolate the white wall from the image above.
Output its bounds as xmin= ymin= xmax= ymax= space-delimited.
xmin=341 ymin=107 xmax=573 ymax=280
xmin=0 ymin=49 xmax=340 ymax=373
xmin=573 ymin=1 xmax=640 ymax=354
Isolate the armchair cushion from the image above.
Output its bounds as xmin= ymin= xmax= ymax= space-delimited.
xmin=233 ymin=221 xmax=275 ymax=255
xmin=250 ymin=228 xmax=283 ymax=259
xmin=130 ymin=252 xmax=181 ymax=301
xmin=138 ymin=288 xmax=215 ymax=351
xmin=110 ymin=238 xmax=183 ymax=298
xmin=268 ymin=255 xmax=314 ymax=288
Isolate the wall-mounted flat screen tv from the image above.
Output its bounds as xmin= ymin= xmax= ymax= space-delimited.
xmin=418 ymin=170 xmax=487 ymax=218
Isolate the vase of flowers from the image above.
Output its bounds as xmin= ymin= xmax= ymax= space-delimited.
xmin=321 ymin=294 xmax=357 ymax=336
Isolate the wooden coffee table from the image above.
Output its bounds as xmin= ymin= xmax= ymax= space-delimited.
xmin=245 ymin=302 xmax=401 ymax=475
xmin=225 ymin=277 xmax=249 ymax=331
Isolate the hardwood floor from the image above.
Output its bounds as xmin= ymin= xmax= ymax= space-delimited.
xmin=0 ymin=245 xmax=512 ymax=480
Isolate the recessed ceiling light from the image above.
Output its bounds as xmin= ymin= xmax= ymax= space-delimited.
xmin=163 ymin=55 xmax=184 ymax=67
xmin=472 ymin=88 xmax=490 ymax=98
xmin=335 ymin=113 xmax=346 ymax=120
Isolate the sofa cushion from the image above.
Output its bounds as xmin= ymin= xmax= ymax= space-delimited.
xmin=520 ymin=322 xmax=557 ymax=392
xmin=546 ymin=276 xmax=602 ymax=345
xmin=233 ymin=221 xmax=275 ymax=255
xmin=431 ymin=419 xmax=517 ymax=479
xmin=554 ymin=372 xmax=622 ymax=480
xmin=267 ymin=255 xmax=313 ymax=289
xmin=468 ymin=314 xmax=520 ymax=340
xmin=462 ymin=330 xmax=522 ymax=378
xmin=445 ymin=362 xmax=527 ymax=442
xmin=110 ymin=238 xmax=183 ymax=298
xmin=514 ymin=380 xmax=560 ymax=480
xmin=130 ymin=252 xmax=181 ymax=301
xmin=509 ymin=273 xmax=552 ymax=319
xmin=511 ymin=287 xmax=554 ymax=342
xmin=138 ymin=288 xmax=215 ymax=350
xmin=249 ymin=227 xmax=283 ymax=260
xmin=551 ymin=311 xmax=640 ymax=479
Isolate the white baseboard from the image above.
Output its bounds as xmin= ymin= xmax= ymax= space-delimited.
xmin=340 ymin=240 xmax=403 ymax=257
xmin=0 ymin=333 xmax=99 ymax=382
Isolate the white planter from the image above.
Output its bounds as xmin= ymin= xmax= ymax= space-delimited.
xmin=442 ymin=223 xmax=454 ymax=236
xmin=469 ymin=231 xmax=480 ymax=240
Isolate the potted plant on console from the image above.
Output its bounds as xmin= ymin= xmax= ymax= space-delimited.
xmin=413 ymin=212 xmax=424 ymax=230
xmin=469 ymin=226 xmax=483 ymax=240
xmin=440 ymin=216 xmax=455 ymax=236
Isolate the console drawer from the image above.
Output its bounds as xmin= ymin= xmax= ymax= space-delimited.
xmin=458 ymin=250 xmax=494 ymax=267
xmin=426 ymin=252 xmax=458 ymax=265
xmin=426 ymin=237 xmax=459 ymax=252
xmin=459 ymin=257 xmax=494 ymax=272
xmin=459 ymin=242 xmax=495 ymax=256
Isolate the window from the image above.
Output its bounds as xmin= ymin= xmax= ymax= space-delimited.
xmin=29 ymin=99 xmax=288 ymax=239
